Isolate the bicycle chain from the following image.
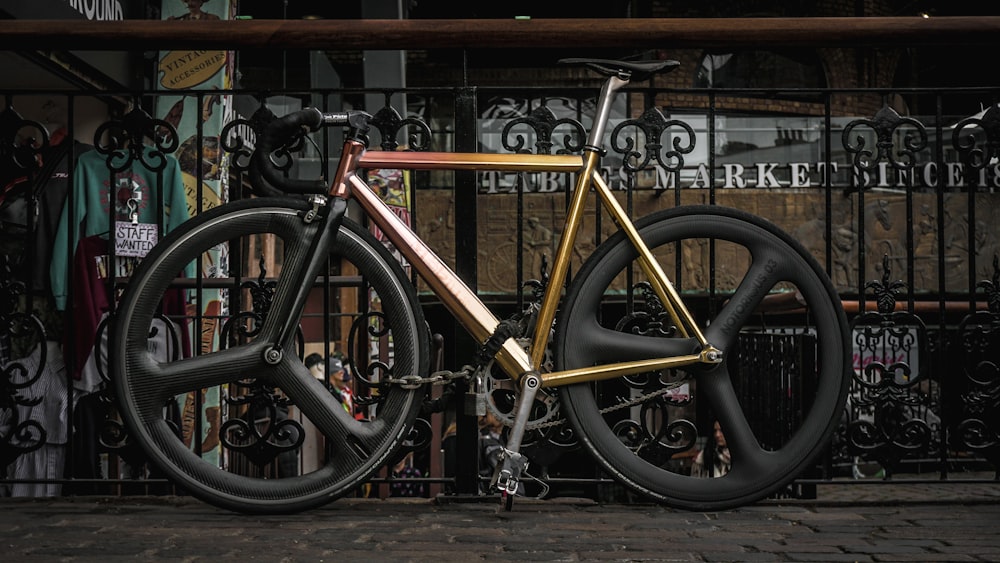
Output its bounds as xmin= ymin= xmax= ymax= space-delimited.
xmin=523 ymin=379 xmax=690 ymax=431
xmin=383 ymin=360 xmax=688 ymax=434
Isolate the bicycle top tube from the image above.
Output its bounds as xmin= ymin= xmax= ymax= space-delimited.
xmin=356 ymin=151 xmax=583 ymax=173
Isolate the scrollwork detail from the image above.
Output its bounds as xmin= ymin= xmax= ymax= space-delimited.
xmin=843 ymin=104 xmax=928 ymax=176
xmin=610 ymin=107 xmax=696 ymax=173
xmin=501 ymin=104 xmax=585 ymax=155
xmin=370 ymin=104 xmax=431 ymax=152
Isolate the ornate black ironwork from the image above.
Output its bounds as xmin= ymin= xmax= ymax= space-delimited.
xmin=0 ymin=103 xmax=48 ymax=174
xmin=347 ymin=310 xmax=393 ymax=402
xmin=845 ymin=255 xmax=935 ymax=476
xmin=0 ymin=348 xmax=45 ymax=470
xmin=395 ymin=417 xmax=433 ymax=455
xmin=609 ymin=106 xmax=696 ymax=173
xmin=616 ymin=282 xmax=679 ymax=339
xmin=0 ymin=256 xmax=47 ymax=470
xmin=219 ymin=255 xmax=277 ymax=343
xmin=952 ymin=255 xmax=1000 ymax=466
xmin=614 ymin=281 xmax=681 ymax=388
xmin=220 ymin=380 xmax=303 ymax=470
xmin=89 ymin=314 xmax=181 ymax=470
xmin=610 ymin=403 xmax=696 ymax=467
xmin=603 ymin=282 xmax=695 ymax=466
xmin=93 ymin=103 xmax=178 ymax=173
xmin=369 ymin=103 xmax=431 ymax=152
xmin=842 ymin=104 xmax=928 ymax=176
xmin=952 ymin=104 xmax=1000 ymax=172
xmin=214 ymin=253 xmax=309 ymax=470
xmin=501 ymin=104 xmax=585 ymax=155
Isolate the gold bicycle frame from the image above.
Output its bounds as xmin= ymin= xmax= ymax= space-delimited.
xmin=334 ymin=143 xmax=720 ymax=388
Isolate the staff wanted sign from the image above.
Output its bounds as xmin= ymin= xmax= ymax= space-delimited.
xmin=115 ymin=221 xmax=158 ymax=258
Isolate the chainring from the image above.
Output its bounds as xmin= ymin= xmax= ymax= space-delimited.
xmin=482 ymin=338 xmax=563 ymax=431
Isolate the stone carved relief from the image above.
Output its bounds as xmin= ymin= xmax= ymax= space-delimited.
xmin=415 ymin=188 xmax=999 ymax=297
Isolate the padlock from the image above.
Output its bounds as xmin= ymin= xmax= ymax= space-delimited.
xmin=464 ymin=391 xmax=486 ymax=416
xmin=464 ymin=371 xmax=487 ymax=416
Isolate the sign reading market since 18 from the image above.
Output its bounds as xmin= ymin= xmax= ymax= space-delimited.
xmin=480 ymin=159 xmax=1000 ymax=194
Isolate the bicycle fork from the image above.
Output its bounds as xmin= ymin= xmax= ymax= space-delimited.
xmin=263 ymin=195 xmax=348 ymax=362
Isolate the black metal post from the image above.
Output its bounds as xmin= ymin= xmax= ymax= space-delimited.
xmin=452 ymin=86 xmax=481 ymax=496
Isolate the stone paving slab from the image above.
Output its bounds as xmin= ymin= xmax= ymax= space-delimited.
xmin=0 ymin=484 xmax=998 ymax=562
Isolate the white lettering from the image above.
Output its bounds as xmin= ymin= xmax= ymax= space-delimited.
xmin=617 ymin=165 xmax=630 ymax=190
xmin=538 ymin=171 xmax=560 ymax=193
xmin=65 ymin=0 xmax=124 ymax=20
xmin=756 ymin=162 xmax=781 ymax=188
xmin=790 ymin=162 xmax=811 ymax=188
xmin=922 ymin=162 xmax=938 ymax=187
xmin=724 ymin=163 xmax=746 ymax=188
xmin=816 ymin=162 xmax=838 ymax=184
xmin=652 ymin=166 xmax=674 ymax=191
xmin=474 ymin=156 xmax=994 ymax=194
xmin=689 ymin=163 xmax=711 ymax=189
xmin=946 ymin=162 xmax=963 ymax=187
xmin=877 ymin=161 xmax=891 ymax=187
xmin=485 ymin=171 xmax=500 ymax=194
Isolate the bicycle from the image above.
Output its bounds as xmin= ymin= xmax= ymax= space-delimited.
xmin=112 ymin=58 xmax=850 ymax=514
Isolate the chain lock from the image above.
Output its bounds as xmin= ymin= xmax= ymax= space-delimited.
xmin=381 ymin=365 xmax=477 ymax=390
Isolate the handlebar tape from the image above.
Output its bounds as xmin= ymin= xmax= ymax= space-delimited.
xmin=250 ymin=107 xmax=328 ymax=195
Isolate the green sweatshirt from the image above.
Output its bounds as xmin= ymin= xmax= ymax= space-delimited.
xmin=50 ymin=146 xmax=189 ymax=310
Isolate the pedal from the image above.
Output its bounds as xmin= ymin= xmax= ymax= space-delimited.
xmin=491 ymin=448 xmax=528 ymax=497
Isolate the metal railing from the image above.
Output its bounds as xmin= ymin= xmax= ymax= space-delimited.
xmin=1 ymin=18 xmax=998 ymax=501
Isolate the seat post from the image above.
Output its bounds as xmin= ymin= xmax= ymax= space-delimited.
xmin=584 ymin=73 xmax=630 ymax=152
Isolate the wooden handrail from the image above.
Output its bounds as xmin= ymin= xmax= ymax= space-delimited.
xmin=1 ymin=17 xmax=998 ymax=51
xmin=755 ymin=292 xmax=991 ymax=315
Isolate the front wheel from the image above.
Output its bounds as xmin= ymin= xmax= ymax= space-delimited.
xmin=555 ymin=205 xmax=849 ymax=510
xmin=113 ymin=197 xmax=428 ymax=514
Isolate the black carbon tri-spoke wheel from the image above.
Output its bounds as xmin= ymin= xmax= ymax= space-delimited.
xmin=555 ymin=205 xmax=849 ymax=510
xmin=113 ymin=197 xmax=427 ymax=514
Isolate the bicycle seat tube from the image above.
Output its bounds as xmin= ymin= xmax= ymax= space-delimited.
xmin=527 ymin=74 xmax=627 ymax=369
xmin=527 ymin=72 xmax=717 ymax=374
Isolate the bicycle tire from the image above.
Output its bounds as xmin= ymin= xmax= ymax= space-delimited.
xmin=113 ymin=197 xmax=428 ymax=514
xmin=555 ymin=205 xmax=849 ymax=510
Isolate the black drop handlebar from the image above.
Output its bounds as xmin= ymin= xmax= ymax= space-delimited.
xmin=250 ymin=107 xmax=371 ymax=196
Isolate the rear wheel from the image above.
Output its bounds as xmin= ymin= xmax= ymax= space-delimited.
xmin=555 ymin=205 xmax=849 ymax=509
xmin=113 ymin=197 xmax=427 ymax=513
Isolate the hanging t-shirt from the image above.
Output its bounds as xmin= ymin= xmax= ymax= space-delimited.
xmin=49 ymin=145 xmax=188 ymax=311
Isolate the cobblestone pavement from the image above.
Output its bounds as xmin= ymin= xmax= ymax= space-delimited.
xmin=1 ymin=483 xmax=999 ymax=562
